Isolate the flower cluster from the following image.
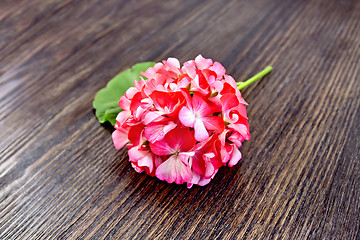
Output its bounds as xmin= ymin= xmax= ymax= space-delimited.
xmin=112 ymin=55 xmax=250 ymax=188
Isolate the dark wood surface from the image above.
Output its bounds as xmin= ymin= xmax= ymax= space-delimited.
xmin=1 ymin=0 xmax=359 ymax=239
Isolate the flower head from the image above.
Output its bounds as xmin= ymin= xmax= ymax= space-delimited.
xmin=112 ymin=55 xmax=250 ymax=188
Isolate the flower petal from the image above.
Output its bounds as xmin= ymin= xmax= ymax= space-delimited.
xmin=124 ymin=87 xmax=138 ymax=99
xmin=128 ymin=147 xmax=154 ymax=173
xmin=165 ymin=57 xmax=180 ymax=69
xmin=115 ymin=110 xmax=131 ymax=126
xmin=144 ymin=121 xmax=177 ymax=143
xmin=165 ymin=127 xmax=197 ymax=152
xmin=141 ymin=66 xmax=156 ymax=79
xmin=150 ymin=127 xmax=196 ymax=155
xmin=128 ymin=124 xmax=144 ymax=146
xmin=235 ymin=104 xmax=248 ymax=119
xmin=119 ymin=96 xmax=131 ymax=110
xmin=112 ymin=128 xmax=129 ymax=149
xmin=204 ymin=162 xmax=215 ymax=178
xmin=179 ymin=106 xmax=195 ymax=127
xmin=182 ymin=62 xmax=196 ymax=79
xmin=149 ymin=140 xmax=174 ymax=156
xmin=229 ymin=123 xmax=249 ymax=139
xmin=202 ymin=116 xmax=225 ymax=133
xmin=220 ymin=93 xmax=239 ymax=111
xmin=142 ymin=111 xmax=163 ymax=125
xmin=150 ymin=90 xmax=186 ymax=117
xmin=192 ymin=92 xmax=216 ymax=116
xmin=228 ymin=145 xmax=242 ymax=167
xmin=209 ymin=62 xmax=226 ymax=78
xmin=228 ymin=131 xmax=244 ymax=147
xmin=194 ymin=119 xmax=209 ymax=141
xmin=156 ymin=155 xmax=192 ymax=184
xmin=195 ymin=54 xmax=213 ymax=70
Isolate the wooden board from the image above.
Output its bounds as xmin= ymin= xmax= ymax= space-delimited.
xmin=0 ymin=0 xmax=359 ymax=239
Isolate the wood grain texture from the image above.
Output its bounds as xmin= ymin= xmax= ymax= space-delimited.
xmin=0 ymin=0 xmax=359 ymax=239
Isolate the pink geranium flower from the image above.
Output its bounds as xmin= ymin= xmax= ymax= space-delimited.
xmin=179 ymin=92 xmax=224 ymax=141
xmin=150 ymin=127 xmax=196 ymax=184
xmin=112 ymin=54 xmax=251 ymax=187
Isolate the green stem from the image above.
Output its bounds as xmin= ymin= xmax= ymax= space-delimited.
xmin=237 ymin=66 xmax=273 ymax=90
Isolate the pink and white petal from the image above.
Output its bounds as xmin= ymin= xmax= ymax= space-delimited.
xmin=179 ymin=107 xmax=195 ymax=127
xmin=228 ymin=145 xmax=242 ymax=167
xmin=165 ymin=57 xmax=181 ymax=69
xmin=195 ymin=54 xmax=213 ymax=70
xmin=210 ymin=80 xmax=224 ymax=93
xmin=229 ymin=123 xmax=249 ymax=139
xmin=131 ymin=162 xmax=144 ymax=173
xmin=197 ymin=177 xmax=212 ymax=186
xmin=245 ymin=132 xmax=251 ymax=141
xmin=178 ymin=152 xmax=195 ymax=165
xmin=128 ymin=147 xmax=150 ymax=166
xmin=142 ymin=111 xmax=163 ymax=125
xmin=203 ymin=152 xmax=215 ymax=160
xmin=115 ymin=110 xmax=131 ymax=126
xmin=219 ymin=129 xmax=229 ymax=146
xmin=237 ymin=94 xmax=248 ymax=105
xmin=209 ymin=62 xmax=226 ymax=78
xmin=177 ymin=76 xmax=191 ymax=88
xmin=208 ymin=75 xmax=216 ymax=84
xmin=202 ymin=161 xmax=214 ymax=178
xmin=112 ymin=128 xmax=129 ymax=149
xmin=141 ymin=68 xmax=155 ymax=79
xmin=154 ymin=62 xmax=164 ymax=71
xmin=167 ymin=82 xmax=178 ymax=91
xmin=150 ymin=90 xmax=186 ymax=116
xmin=225 ymin=110 xmax=239 ymax=123
xmin=190 ymin=75 xmax=210 ymax=96
xmin=228 ymin=132 xmax=244 ymax=147
xmin=194 ymin=119 xmax=209 ymax=141
xmin=149 ymin=125 xmax=199 ymax=156
xmin=124 ymin=87 xmax=139 ymax=99
xmin=187 ymin=171 xmax=201 ymax=188
xmin=137 ymin=154 xmax=154 ymax=173
xmin=174 ymin=159 xmax=193 ymax=184
xmin=144 ymin=121 xmax=177 ymax=143
xmin=142 ymin=79 xmax=158 ymax=96
xmin=141 ymin=67 xmax=156 ymax=79
xmin=182 ymin=62 xmax=197 ymax=79
xmin=140 ymin=97 xmax=153 ymax=106
xmin=144 ymin=124 xmax=165 ymax=143
xmin=118 ymin=96 xmax=131 ymax=110
xmin=190 ymin=75 xmax=201 ymax=91
xmin=155 ymin=156 xmax=177 ymax=183
xmin=134 ymin=106 xmax=146 ymax=120
xmin=134 ymin=78 xmax=145 ymax=91
xmin=139 ymin=99 xmax=154 ymax=112
xmin=220 ymin=145 xmax=231 ymax=163
xmin=224 ymin=75 xmax=238 ymax=90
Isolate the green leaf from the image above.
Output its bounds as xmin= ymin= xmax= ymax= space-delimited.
xmin=93 ymin=62 xmax=155 ymax=126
